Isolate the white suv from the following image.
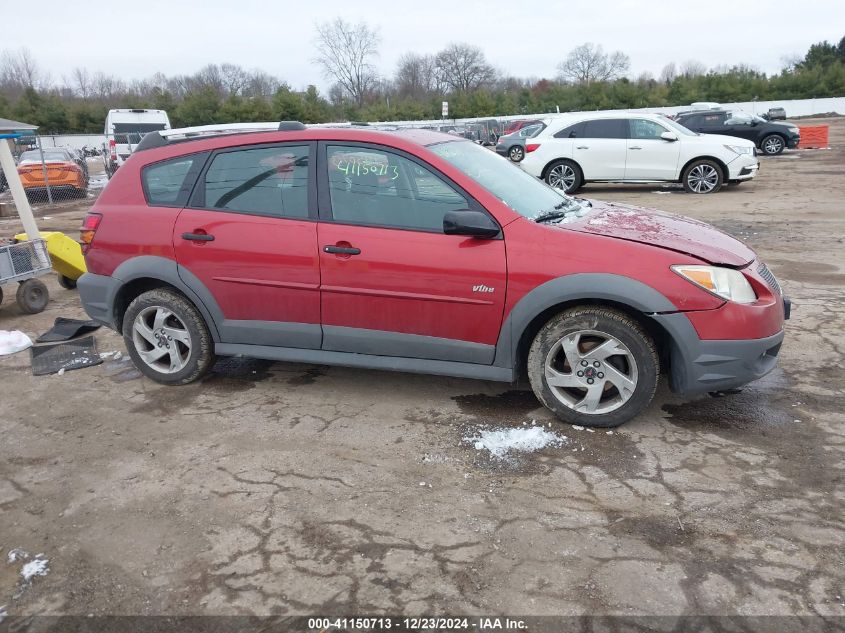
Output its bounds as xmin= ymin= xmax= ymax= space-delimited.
xmin=520 ymin=112 xmax=758 ymax=194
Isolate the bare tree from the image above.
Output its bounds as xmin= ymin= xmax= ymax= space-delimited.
xmin=0 ymin=48 xmax=45 ymax=98
xmin=556 ymin=43 xmax=630 ymax=84
xmin=659 ymin=62 xmax=677 ymax=83
xmin=394 ymin=53 xmax=439 ymax=98
xmin=434 ymin=43 xmax=496 ymax=93
xmin=70 ymin=67 xmax=92 ymax=98
xmin=680 ymin=59 xmax=707 ymax=77
xmin=312 ymin=18 xmax=380 ymax=107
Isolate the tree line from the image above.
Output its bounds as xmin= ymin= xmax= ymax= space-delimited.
xmin=0 ymin=24 xmax=843 ymax=135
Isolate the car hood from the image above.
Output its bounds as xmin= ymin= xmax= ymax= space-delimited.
xmin=561 ymin=200 xmax=755 ymax=266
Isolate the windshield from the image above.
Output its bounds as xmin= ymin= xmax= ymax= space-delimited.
xmin=19 ymin=150 xmax=69 ymax=162
xmin=430 ymin=140 xmax=583 ymax=219
xmin=661 ymin=117 xmax=697 ymax=136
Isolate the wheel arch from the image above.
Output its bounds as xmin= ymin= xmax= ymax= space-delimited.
xmin=111 ymin=256 xmax=221 ymax=341
xmin=541 ymin=156 xmax=583 ymax=182
xmin=493 ymin=274 xmax=679 ymax=378
xmin=679 ymin=155 xmax=729 ymax=182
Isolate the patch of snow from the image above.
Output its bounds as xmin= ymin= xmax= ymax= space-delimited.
xmin=572 ymin=425 xmax=585 ymax=431
xmin=588 ymin=218 xmax=609 ymax=226
xmin=6 ymin=548 xmax=29 ymax=563
xmin=20 ymin=557 xmax=49 ymax=581
xmin=465 ymin=425 xmax=567 ymax=459
xmin=100 ymin=350 xmax=122 ymax=360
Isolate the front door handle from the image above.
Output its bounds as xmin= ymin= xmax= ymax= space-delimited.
xmin=323 ymin=245 xmax=361 ymax=255
xmin=182 ymin=232 xmax=215 ymax=242
xmin=576 ymin=145 xmax=589 ymax=150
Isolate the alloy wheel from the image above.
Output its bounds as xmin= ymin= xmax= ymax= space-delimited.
xmin=543 ymin=329 xmax=639 ymax=414
xmin=763 ymin=136 xmax=783 ymax=155
xmin=548 ymin=164 xmax=576 ymax=191
xmin=509 ymin=146 xmax=524 ymax=161
xmin=132 ymin=306 xmax=192 ymax=374
xmin=686 ymin=164 xmax=719 ymax=193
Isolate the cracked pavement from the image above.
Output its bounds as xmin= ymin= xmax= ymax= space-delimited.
xmin=0 ymin=118 xmax=843 ymax=619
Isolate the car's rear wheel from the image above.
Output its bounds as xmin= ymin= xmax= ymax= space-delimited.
xmin=509 ymin=145 xmax=525 ymax=162
xmin=761 ymin=134 xmax=785 ymax=156
xmin=682 ymin=159 xmax=723 ymax=194
xmin=527 ymin=307 xmax=659 ymax=428
xmin=122 ymin=288 xmax=213 ymax=385
xmin=545 ymin=160 xmax=582 ymax=194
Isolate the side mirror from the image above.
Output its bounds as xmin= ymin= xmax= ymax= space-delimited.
xmin=443 ymin=210 xmax=500 ymax=239
xmin=660 ymin=131 xmax=679 ymax=142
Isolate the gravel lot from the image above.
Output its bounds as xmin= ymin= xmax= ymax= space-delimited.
xmin=1 ymin=119 xmax=843 ymax=620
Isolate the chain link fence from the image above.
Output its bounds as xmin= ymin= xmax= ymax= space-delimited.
xmin=0 ymin=134 xmax=109 ymax=210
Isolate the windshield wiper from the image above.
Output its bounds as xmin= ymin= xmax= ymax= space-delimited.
xmin=534 ymin=199 xmax=581 ymax=223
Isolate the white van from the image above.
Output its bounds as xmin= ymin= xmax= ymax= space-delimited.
xmin=103 ymin=109 xmax=170 ymax=177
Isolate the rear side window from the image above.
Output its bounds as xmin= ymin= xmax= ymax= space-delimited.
xmin=582 ymin=119 xmax=627 ymax=139
xmin=554 ymin=122 xmax=584 ymax=139
xmin=202 ymin=145 xmax=310 ymax=218
xmin=142 ymin=153 xmax=206 ymax=206
xmin=700 ymin=113 xmax=726 ymax=126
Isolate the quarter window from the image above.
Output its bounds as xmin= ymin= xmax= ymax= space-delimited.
xmin=554 ymin=122 xmax=584 ymax=139
xmin=203 ymin=145 xmax=310 ymax=218
xmin=629 ymin=119 xmax=669 ymax=140
xmin=143 ymin=155 xmax=203 ymax=206
xmin=326 ymin=145 xmax=467 ymax=231
xmin=582 ymin=119 xmax=627 ymax=139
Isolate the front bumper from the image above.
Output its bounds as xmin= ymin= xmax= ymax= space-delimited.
xmin=727 ymin=154 xmax=759 ymax=181
xmin=787 ymin=134 xmax=800 ymax=149
xmin=651 ymin=311 xmax=785 ymax=396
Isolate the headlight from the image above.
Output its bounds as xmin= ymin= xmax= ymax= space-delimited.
xmin=724 ymin=144 xmax=754 ymax=156
xmin=672 ymin=265 xmax=757 ymax=303
xmin=788 ymin=126 xmax=799 ymax=133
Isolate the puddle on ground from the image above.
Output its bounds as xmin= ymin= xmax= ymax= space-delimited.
xmin=286 ymin=367 xmax=326 ymax=386
xmin=452 ymin=389 xmax=544 ymax=423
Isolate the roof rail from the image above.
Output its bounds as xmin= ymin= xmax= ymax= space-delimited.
xmin=133 ymin=121 xmax=307 ymax=153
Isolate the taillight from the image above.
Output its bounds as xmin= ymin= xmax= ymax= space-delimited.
xmin=109 ymin=139 xmax=116 ymax=161
xmin=80 ymin=212 xmax=102 ymax=254
xmin=525 ymin=143 xmax=540 ymax=153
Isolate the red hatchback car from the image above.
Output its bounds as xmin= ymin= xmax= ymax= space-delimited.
xmin=78 ymin=122 xmax=789 ymax=427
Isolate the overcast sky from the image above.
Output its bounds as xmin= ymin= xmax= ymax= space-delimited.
xmin=3 ymin=0 xmax=842 ymax=90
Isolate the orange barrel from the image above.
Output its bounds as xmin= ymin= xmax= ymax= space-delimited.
xmin=797 ymin=125 xmax=829 ymax=149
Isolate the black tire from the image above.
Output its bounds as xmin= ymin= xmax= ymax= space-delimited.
xmin=527 ymin=306 xmax=659 ymax=428
xmin=544 ymin=159 xmax=583 ymax=194
xmin=122 ymin=288 xmax=213 ymax=385
xmin=16 ymin=278 xmax=49 ymax=314
xmin=0 ymin=285 xmax=4 ymax=305
xmin=760 ymin=134 xmax=785 ymax=156
xmin=682 ymin=159 xmax=723 ymax=194
xmin=508 ymin=145 xmax=525 ymax=162
xmin=58 ymin=275 xmax=77 ymax=290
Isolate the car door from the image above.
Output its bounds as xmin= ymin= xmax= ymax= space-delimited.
xmin=624 ymin=118 xmax=681 ymax=181
xmin=696 ymin=112 xmax=731 ymax=136
xmin=316 ymin=142 xmax=507 ymax=364
xmin=575 ymin=119 xmax=627 ymax=180
xmin=172 ymin=142 xmax=322 ymax=349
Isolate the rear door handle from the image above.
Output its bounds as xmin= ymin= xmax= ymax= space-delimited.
xmin=323 ymin=245 xmax=361 ymax=255
xmin=182 ymin=232 xmax=215 ymax=242
xmin=630 ymin=146 xmax=643 ymax=150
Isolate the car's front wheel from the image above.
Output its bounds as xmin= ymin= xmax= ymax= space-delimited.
xmin=527 ymin=306 xmax=659 ymax=428
xmin=122 ymin=288 xmax=213 ymax=385
xmin=509 ymin=145 xmax=525 ymax=162
xmin=545 ymin=160 xmax=583 ymax=194
xmin=682 ymin=159 xmax=723 ymax=194
xmin=760 ymin=134 xmax=785 ymax=155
